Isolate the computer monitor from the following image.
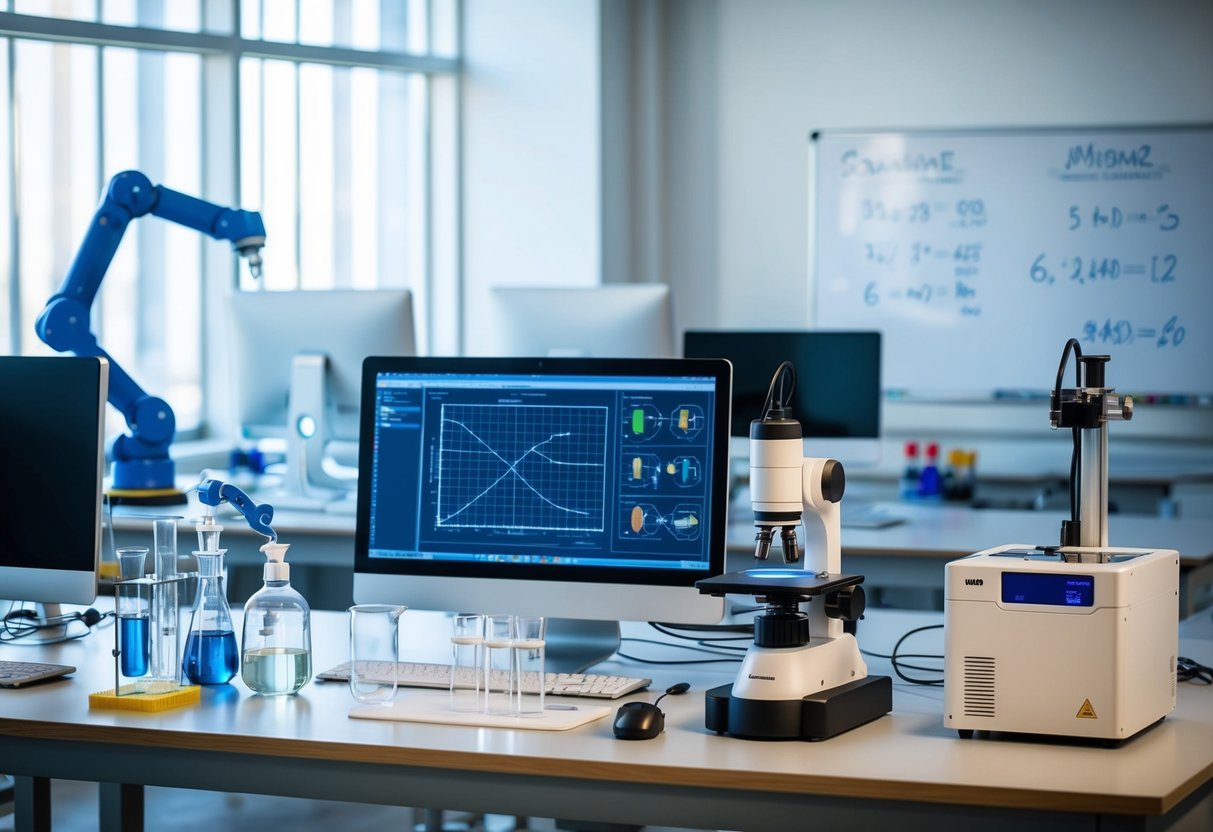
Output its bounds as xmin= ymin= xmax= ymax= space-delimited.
xmin=485 ymin=284 xmax=675 ymax=358
xmin=352 ymin=356 xmax=731 ymax=671
xmin=228 ymin=289 xmax=416 ymax=506
xmin=683 ymin=330 xmax=882 ymax=466
xmin=0 ymin=355 xmax=107 ymax=621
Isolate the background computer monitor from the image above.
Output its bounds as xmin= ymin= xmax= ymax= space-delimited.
xmin=352 ymin=356 xmax=731 ymax=671
xmin=683 ymin=330 xmax=882 ymax=465
xmin=485 ymin=284 xmax=675 ymax=358
xmin=228 ymin=289 xmax=416 ymax=505
xmin=0 ymin=356 xmax=107 ymax=619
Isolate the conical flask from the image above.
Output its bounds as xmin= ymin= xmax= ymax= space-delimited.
xmin=182 ymin=549 xmax=238 ymax=684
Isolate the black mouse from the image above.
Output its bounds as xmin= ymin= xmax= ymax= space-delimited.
xmin=613 ymin=701 xmax=664 ymax=740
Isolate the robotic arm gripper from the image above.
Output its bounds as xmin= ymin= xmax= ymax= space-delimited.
xmin=35 ymin=170 xmax=265 ymax=503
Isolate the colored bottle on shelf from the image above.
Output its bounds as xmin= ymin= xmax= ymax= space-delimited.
xmin=918 ymin=442 xmax=943 ymax=500
xmin=898 ymin=441 xmax=921 ymax=500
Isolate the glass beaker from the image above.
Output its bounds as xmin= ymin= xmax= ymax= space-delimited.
xmin=348 ymin=604 xmax=406 ymax=706
xmin=484 ymin=614 xmax=515 ymax=715
xmin=115 ymin=547 xmax=150 ymax=679
xmin=512 ymin=615 xmax=546 ymax=717
xmin=449 ymin=614 xmax=484 ymax=713
xmin=182 ymin=550 xmax=238 ymax=685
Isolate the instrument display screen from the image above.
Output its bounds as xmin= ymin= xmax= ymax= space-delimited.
xmin=1001 ymin=572 xmax=1094 ymax=607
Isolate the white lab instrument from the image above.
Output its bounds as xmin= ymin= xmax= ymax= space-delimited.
xmin=944 ymin=342 xmax=1179 ymax=743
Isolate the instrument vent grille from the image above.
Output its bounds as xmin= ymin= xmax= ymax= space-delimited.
xmin=963 ymin=656 xmax=996 ymax=718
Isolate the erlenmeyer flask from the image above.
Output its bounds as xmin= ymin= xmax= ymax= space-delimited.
xmin=182 ymin=550 xmax=238 ymax=684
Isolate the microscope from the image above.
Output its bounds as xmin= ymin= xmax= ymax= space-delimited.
xmin=696 ymin=362 xmax=892 ymax=740
xmin=943 ymin=341 xmax=1179 ymax=743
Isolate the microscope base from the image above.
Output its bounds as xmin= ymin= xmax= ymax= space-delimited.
xmin=705 ymin=675 xmax=891 ymax=741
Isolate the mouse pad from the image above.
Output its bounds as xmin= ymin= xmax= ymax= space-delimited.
xmin=349 ymin=691 xmax=611 ymax=730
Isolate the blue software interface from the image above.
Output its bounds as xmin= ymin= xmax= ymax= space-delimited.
xmin=366 ymin=370 xmax=719 ymax=571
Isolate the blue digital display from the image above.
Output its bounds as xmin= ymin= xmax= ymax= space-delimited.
xmin=1001 ymin=572 xmax=1094 ymax=607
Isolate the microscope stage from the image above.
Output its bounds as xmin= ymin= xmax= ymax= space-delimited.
xmin=696 ymin=569 xmax=863 ymax=598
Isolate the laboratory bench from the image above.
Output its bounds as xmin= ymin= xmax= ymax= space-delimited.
xmin=1 ymin=607 xmax=1211 ymax=831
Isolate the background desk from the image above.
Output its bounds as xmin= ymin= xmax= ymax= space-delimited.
xmin=728 ymin=503 xmax=1213 ymax=615
xmin=112 ymin=501 xmax=1213 ymax=616
xmin=2 ymin=608 xmax=1211 ymax=831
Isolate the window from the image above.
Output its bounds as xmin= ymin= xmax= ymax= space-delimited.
xmin=0 ymin=1 xmax=459 ymax=437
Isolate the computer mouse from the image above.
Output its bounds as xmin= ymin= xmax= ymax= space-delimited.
xmin=613 ymin=701 xmax=665 ymax=740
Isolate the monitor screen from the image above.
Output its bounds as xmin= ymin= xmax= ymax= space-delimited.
xmin=484 ymin=284 xmax=675 ymax=358
xmin=0 ymin=356 xmax=107 ymax=610
xmin=353 ymin=357 xmax=730 ymax=631
xmin=228 ymin=289 xmax=416 ymax=507
xmin=229 ymin=289 xmax=416 ymax=442
xmin=683 ymin=330 xmax=882 ymax=464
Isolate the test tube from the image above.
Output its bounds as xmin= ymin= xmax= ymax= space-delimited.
xmin=116 ymin=547 xmax=150 ymax=679
xmin=151 ymin=517 xmax=180 ymax=689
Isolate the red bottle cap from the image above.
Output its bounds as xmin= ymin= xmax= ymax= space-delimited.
xmin=925 ymin=442 xmax=939 ymax=460
xmin=904 ymin=441 xmax=919 ymax=457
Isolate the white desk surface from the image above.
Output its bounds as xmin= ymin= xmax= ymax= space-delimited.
xmin=2 ymin=608 xmax=1211 ymax=830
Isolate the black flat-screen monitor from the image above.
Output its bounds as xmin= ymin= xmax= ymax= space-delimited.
xmin=0 ymin=356 xmax=107 ymax=619
xmin=352 ymin=356 xmax=731 ymax=670
xmin=683 ymin=330 xmax=882 ymax=464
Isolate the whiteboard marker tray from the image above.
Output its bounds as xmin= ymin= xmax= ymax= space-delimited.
xmin=349 ymin=691 xmax=611 ymax=731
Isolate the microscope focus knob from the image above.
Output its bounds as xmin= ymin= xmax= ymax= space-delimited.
xmin=825 ymin=585 xmax=866 ymax=622
xmin=754 ymin=610 xmax=811 ymax=648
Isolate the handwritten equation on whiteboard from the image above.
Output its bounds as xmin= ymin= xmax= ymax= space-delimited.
xmin=811 ymin=128 xmax=1213 ymax=395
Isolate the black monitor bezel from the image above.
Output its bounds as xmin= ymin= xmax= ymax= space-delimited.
xmin=683 ymin=329 xmax=882 ymax=440
xmin=354 ymin=356 xmax=732 ymax=588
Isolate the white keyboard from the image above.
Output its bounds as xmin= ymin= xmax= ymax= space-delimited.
xmin=318 ymin=660 xmax=651 ymax=699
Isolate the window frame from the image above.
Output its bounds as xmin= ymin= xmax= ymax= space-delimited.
xmin=0 ymin=4 xmax=461 ymax=441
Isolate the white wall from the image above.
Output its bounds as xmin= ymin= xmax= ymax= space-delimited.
xmin=700 ymin=0 xmax=1213 ymax=328
xmin=459 ymin=0 xmax=1213 ymax=481
xmin=461 ymin=0 xmax=602 ymax=354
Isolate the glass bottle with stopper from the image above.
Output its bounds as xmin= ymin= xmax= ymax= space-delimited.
xmin=242 ymin=541 xmax=312 ymax=695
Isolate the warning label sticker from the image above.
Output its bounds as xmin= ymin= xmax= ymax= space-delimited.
xmin=1076 ymin=699 xmax=1098 ymax=719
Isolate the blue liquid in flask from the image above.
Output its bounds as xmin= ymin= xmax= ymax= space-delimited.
xmin=119 ymin=615 xmax=150 ymax=677
xmin=183 ymin=630 xmax=239 ymax=684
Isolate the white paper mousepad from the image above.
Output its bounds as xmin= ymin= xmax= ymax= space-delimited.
xmin=349 ymin=691 xmax=611 ymax=730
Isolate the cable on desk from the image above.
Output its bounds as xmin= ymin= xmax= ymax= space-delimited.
xmin=1177 ymin=656 xmax=1211 ymax=684
xmin=617 ymin=637 xmax=744 ymax=665
xmin=0 ymin=603 xmax=112 ymax=646
xmin=859 ymin=624 xmax=944 ymax=686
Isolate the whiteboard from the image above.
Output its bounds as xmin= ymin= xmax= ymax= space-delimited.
xmin=810 ymin=126 xmax=1213 ymax=399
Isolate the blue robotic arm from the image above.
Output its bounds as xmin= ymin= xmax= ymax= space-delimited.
xmin=35 ymin=170 xmax=265 ymax=501
xmin=197 ymin=479 xmax=276 ymax=541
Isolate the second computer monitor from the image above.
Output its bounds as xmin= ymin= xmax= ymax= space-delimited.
xmin=228 ymin=288 xmax=416 ymax=504
xmin=683 ymin=330 xmax=882 ymax=465
xmin=0 ymin=356 xmax=108 ymax=615
xmin=486 ymin=284 xmax=675 ymax=358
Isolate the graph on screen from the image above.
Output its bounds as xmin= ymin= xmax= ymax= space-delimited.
xmin=435 ymin=403 xmax=609 ymax=532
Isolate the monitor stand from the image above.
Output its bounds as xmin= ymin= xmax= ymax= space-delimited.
xmin=545 ymin=619 xmax=622 ymax=674
xmin=266 ymin=353 xmax=354 ymax=511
